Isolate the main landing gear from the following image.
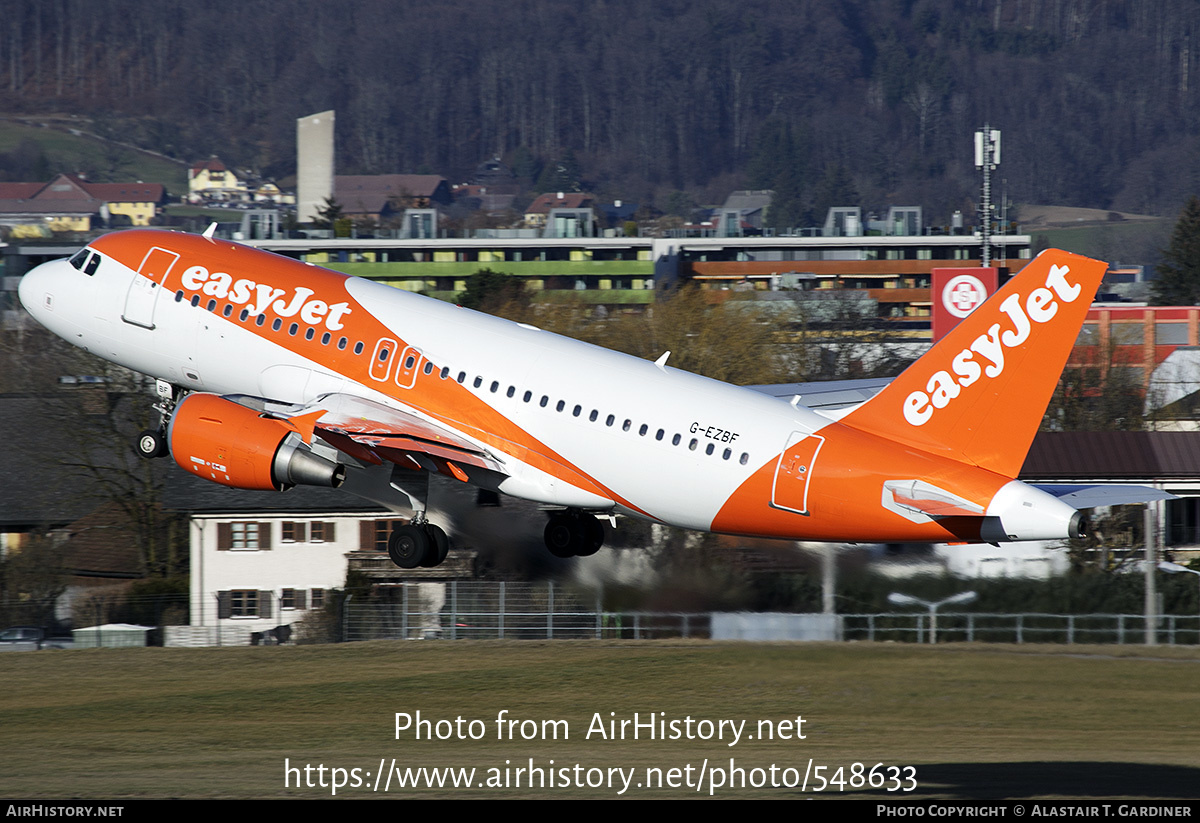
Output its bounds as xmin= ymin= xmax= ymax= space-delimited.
xmin=543 ymin=511 xmax=605 ymax=558
xmin=387 ymin=515 xmax=451 ymax=569
xmin=384 ymin=468 xmax=454 ymax=569
xmin=135 ymin=379 xmax=178 ymax=460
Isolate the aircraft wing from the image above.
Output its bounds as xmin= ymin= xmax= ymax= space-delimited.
xmin=745 ymin=378 xmax=893 ymax=411
xmin=229 ymin=392 xmax=507 ymax=479
xmin=1032 ymin=484 xmax=1177 ymax=509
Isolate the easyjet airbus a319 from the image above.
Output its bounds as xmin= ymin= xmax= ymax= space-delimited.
xmin=17 ymin=229 xmax=1168 ymax=567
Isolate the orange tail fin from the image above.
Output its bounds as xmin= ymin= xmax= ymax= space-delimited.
xmin=842 ymin=249 xmax=1107 ymax=477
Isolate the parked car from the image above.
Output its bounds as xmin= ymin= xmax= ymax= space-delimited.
xmin=0 ymin=626 xmax=74 ymax=650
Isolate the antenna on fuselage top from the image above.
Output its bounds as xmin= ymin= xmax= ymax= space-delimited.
xmin=202 ymin=222 xmax=217 ymax=239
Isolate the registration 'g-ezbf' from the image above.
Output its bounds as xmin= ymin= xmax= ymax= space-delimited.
xmin=18 ymin=231 xmax=1168 ymax=567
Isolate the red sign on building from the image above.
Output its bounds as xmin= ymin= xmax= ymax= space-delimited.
xmin=931 ymin=267 xmax=999 ymax=342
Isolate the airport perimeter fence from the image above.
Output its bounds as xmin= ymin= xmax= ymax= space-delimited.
xmin=6 ymin=585 xmax=1200 ymax=646
xmin=841 ymin=611 xmax=1200 ymax=645
xmin=336 ymin=582 xmax=1200 ymax=645
xmin=342 ymin=581 xmax=709 ymax=641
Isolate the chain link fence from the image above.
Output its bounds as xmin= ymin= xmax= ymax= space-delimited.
xmin=5 ymin=584 xmax=1200 ymax=646
xmin=341 ymin=581 xmax=708 ymax=641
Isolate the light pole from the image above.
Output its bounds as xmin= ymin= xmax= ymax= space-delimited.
xmin=888 ymin=591 xmax=978 ymax=644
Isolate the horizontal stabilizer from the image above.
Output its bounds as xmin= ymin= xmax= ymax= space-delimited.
xmin=746 ymin=378 xmax=893 ymax=411
xmin=1033 ymin=484 xmax=1178 ymax=509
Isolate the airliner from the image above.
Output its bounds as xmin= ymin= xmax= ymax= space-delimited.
xmin=17 ymin=229 xmax=1168 ymax=568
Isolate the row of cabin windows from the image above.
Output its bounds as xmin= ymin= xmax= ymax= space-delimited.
xmin=449 ymin=369 xmax=753 ymax=465
xmin=381 ymin=354 xmax=755 ymax=466
xmin=218 ymin=588 xmax=325 ymax=618
xmin=176 ymin=289 xmax=369 ymax=355
xmin=176 ymin=287 xmax=754 ymax=467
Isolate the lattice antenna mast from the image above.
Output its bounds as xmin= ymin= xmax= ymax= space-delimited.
xmin=975 ymin=127 xmax=1001 ymax=268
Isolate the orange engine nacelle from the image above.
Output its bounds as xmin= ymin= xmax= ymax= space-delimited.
xmin=168 ymin=393 xmax=345 ymax=491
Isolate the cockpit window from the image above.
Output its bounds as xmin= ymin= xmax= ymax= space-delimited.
xmin=83 ymin=253 xmax=101 ymax=276
xmin=68 ymin=249 xmax=89 ymax=270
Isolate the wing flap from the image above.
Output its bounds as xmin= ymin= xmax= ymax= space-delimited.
xmin=273 ymin=392 xmax=507 ymax=478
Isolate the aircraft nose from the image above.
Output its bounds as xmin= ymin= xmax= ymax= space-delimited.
xmin=18 ymin=258 xmax=70 ymax=326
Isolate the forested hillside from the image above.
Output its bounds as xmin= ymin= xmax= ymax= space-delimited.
xmin=2 ymin=0 xmax=1198 ymax=222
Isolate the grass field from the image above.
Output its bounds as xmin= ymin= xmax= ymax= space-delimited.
xmin=1034 ymin=220 xmax=1169 ymax=259
xmin=3 ymin=641 xmax=1199 ymax=800
xmin=0 ymin=118 xmax=187 ymax=194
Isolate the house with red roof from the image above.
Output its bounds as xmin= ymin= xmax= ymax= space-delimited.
xmin=0 ymin=173 xmax=166 ymax=232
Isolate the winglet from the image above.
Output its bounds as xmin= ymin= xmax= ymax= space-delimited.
xmin=202 ymin=222 xmax=217 ymax=239
xmin=842 ymin=250 xmax=1108 ymax=478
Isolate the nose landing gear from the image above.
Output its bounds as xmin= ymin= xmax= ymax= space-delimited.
xmin=136 ymin=429 xmax=168 ymax=458
xmin=135 ymin=379 xmax=178 ymax=460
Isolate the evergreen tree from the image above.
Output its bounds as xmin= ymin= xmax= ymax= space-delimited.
xmin=457 ymin=268 xmax=528 ymax=314
xmin=747 ymin=120 xmax=808 ymax=232
xmin=1153 ymin=196 xmax=1200 ymax=305
xmin=808 ymin=164 xmax=859 ymax=227
xmin=313 ymin=196 xmax=344 ymax=229
xmin=535 ymin=151 xmax=581 ymax=193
